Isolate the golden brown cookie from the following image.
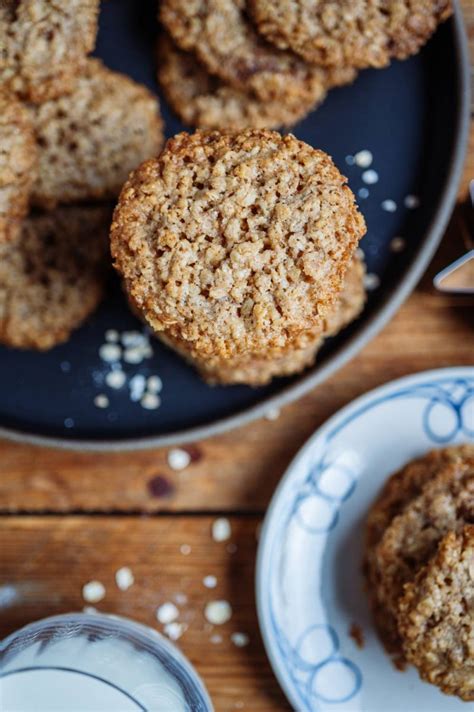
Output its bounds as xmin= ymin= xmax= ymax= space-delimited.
xmin=111 ymin=129 xmax=366 ymax=376
xmin=0 ymin=0 xmax=100 ymax=103
xmin=0 ymin=205 xmax=111 ymax=350
xmin=398 ymin=526 xmax=474 ymax=700
xmin=0 ymin=92 xmax=37 ymax=243
xmin=249 ymin=0 xmax=452 ymax=68
xmin=370 ymin=450 xmax=474 ymax=658
xmin=158 ymin=251 xmax=366 ymax=384
xmin=31 ymin=59 xmax=164 ymax=209
xmin=157 ymin=34 xmax=355 ymax=130
xmin=159 ymin=0 xmax=354 ymax=104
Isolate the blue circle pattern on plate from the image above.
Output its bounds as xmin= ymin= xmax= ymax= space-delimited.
xmin=264 ymin=375 xmax=474 ymax=712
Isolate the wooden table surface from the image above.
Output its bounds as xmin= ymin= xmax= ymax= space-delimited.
xmin=1 ymin=8 xmax=473 ymax=711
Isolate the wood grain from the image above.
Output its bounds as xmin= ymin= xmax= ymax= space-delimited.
xmin=0 ymin=516 xmax=290 ymax=711
xmin=0 ymin=5 xmax=472 ymax=711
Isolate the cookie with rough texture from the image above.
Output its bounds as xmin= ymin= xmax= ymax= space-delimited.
xmin=370 ymin=451 xmax=474 ymax=657
xmin=249 ymin=0 xmax=452 ymax=68
xmin=160 ymin=0 xmax=354 ymax=104
xmin=0 ymin=92 xmax=37 ymax=243
xmin=158 ymin=251 xmax=365 ymax=384
xmin=31 ymin=59 xmax=164 ymax=209
xmin=0 ymin=0 xmax=100 ymax=103
xmin=111 ymin=129 xmax=366 ymax=368
xmin=398 ymin=526 xmax=474 ymax=700
xmin=157 ymin=34 xmax=355 ymax=130
xmin=365 ymin=445 xmax=474 ymax=554
xmin=0 ymin=205 xmax=111 ymax=350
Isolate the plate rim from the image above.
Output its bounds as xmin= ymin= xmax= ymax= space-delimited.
xmin=255 ymin=365 xmax=474 ymax=711
xmin=0 ymin=5 xmax=470 ymax=452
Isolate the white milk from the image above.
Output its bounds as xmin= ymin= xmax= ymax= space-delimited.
xmin=0 ymin=614 xmax=212 ymax=712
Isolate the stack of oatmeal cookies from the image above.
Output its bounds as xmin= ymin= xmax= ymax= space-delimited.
xmin=157 ymin=0 xmax=452 ymax=130
xmin=0 ymin=0 xmax=164 ymax=349
xmin=364 ymin=444 xmax=474 ymax=700
xmin=111 ymin=128 xmax=367 ymax=385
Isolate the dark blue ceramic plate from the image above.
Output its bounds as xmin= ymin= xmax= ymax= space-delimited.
xmin=0 ymin=1 xmax=469 ymax=450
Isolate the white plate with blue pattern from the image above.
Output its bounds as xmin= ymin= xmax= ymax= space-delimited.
xmin=256 ymin=367 xmax=474 ymax=712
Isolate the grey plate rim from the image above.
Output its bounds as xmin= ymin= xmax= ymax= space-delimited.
xmin=0 ymin=3 xmax=470 ymax=453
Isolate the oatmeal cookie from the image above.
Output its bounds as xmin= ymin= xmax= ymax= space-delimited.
xmin=111 ymin=129 xmax=366 ymax=368
xmin=31 ymin=59 xmax=164 ymax=209
xmin=370 ymin=451 xmax=474 ymax=656
xmin=158 ymin=251 xmax=365 ymax=384
xmin=249 ymin=0 xmax=452 ymax=68
xmin=157 ymin=34 xmax=355 ymax=130
xmin=0 ymin=0 xmax=100 ymax=103
xmin=0 ymin=205 xmax=111 ymax=350
xmin=398 ymin=526 xmax=474 ymax=700
xmin=0 ymin=92 xmax=37 ymax=243
xmin=160 ymin=0 xmax=355 ymax=104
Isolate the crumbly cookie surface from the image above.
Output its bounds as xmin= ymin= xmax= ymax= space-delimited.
xmin=398 ymin=526 xmax=474 ymax=700
xmin=160 ymin=0 xmax=354 ymax=103
xmin=249 ymin=0 xmax=452 ymax=68
xmin=157 ymin=34 xmax=355 ymax=130
xmin=158 ymin=252 xmax=365 ymax=385
xmin=0 ymin=205 xmax=111 ymax=350
xmin=30 ymin=59 xmax=164 ymax=208
xmin=111 ymin=129 xmax=366 ymax=362
xmin=0 ymin=0 xmax=100 ymax=103
xmin=370 ymin=451 xmax=474 ymax=656
xmin=0 ymin=92 xmax=37 ymax=243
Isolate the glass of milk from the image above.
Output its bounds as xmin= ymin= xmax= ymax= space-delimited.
xmin=0 ymin=612 xmax=213 ymax=711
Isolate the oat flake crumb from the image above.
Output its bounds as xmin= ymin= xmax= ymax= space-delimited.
xmin=141 ymin=392 xmax=161 ymax=410
xmin=94 ymin=394 xmax=109 ymax=409
xmin=156 ymin=602 xmax=179 ymax=624
xmin=115 ymin=566 xmax=134 ymax=591
xmin=164 ymin=621 xmax=187 ymax=641
xmin=82 ymin=580 xmax=106 ymax=603
xmin=203 ymin=575 xmax=217 ymax=589
xmin=99 ymin=343 xmax=122 ymax=363
xmin=168 ymin=448 xmax=191 ymax=471
xmin=212 ymin=517 xmax=231 ymax=542
xmin=205 ymin=600 xmax=232 ymax=625
xmin=381 ymin=199 xmax=397 ymax=212
xmin=106 ymin=370 xmax=126 ymax=389
xmin=265 ymin=408 xmax=280 ymax=421
xmin=362 ymin=169 xmax=378 ymax=185
xmin=231 ymin=632 xmax=249 ymax=647
xmin=354 ymin=150 xmax=373 ymax=168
